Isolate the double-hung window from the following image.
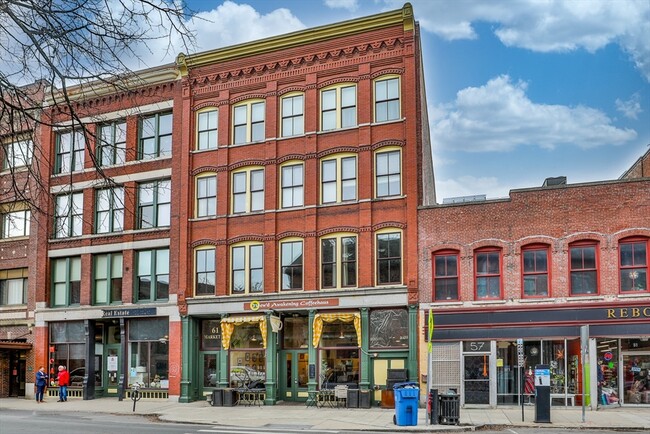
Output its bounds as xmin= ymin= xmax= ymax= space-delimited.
xmin=138 ymin=179 xmax=171 ymax=228
xmin=0 ymin=269 xmax=28 ymax=306
xmin=3 ymin=139 xmax=32 ymax=169
xmin=98 ymin=121 xmax=126 ymax=166
xmin=570 ymin=242 xmax=598 ymax=295
xmin=281 ymin=94 xmax=304 ymax=137
xmin=475 ymin=249 xmax=501 ymax=299
xmin=374 ymin=76 xmax=400 ymax=122
xmin=281 ymin=163 xmax=304 ymax=208
xmin=376 ymin=231 xmax=402 ymax=285
xmin=54 ymin=192 xmax=83 ymax=238
xmin=195 ymin=247 xmax=216 ymax=296
xmin=321 ymin=155 xmax=356 ymax=204
xmin=281 ymin=239 xmax=303 ymax=290
xmin=619 ymin=238 xmax=648 ymax=293
xmin=522 ymin=246 xmax=549 ymax=297
xmin=433 ymin=251 xmax=459 ymax=301
xmin=52 ymin=257 xmax=81 ymax=306
xmin=232 ymin=168 xmax=264 ymax=214
xmin=376 ymin=149 xmax=401 ymax=197
xmin=139 ymin=112 xmax=172 ymax=159
xmin=1 ymin=208 xmax=30 ymax=239
xmin=197 ymin=109 xmax=218 ymax=150
xmin=93 ymin=253 xmax=123 ymax=304
xmin=233 ymin=100 xmax=265 ymax=145
xmin=321 ymin=234 xmax=357 ymax=289
xmin=136 ymin=248 xmax=169 ymax=302
xmin=231 ymin=243 xmax=264 ymax=294
xmin=196 ymin=175 xmax=217 ymax=218
xmin=321 ymin=84 xmax=356 ymax=131
xmin=55 ymin=130 xmax=85 ymax=174
xmin=95 ymin=187 xmax=124 ymax=234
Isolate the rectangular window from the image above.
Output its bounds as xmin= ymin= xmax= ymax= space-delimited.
xmin=54 ymin=192 xmax=83 ymax=238
xmin=3 ymin=139 xmax=33 ymax=169
xmin=233 ymin=101 xmax=265 ymax=145
xmin=522 ymin=248 xmax=549 ymax=297
xmin=375 ymin=77 xmax=400 ymax=122
xmin=232 ymin=169 xmax=264 ymax=214
xmin=1 ymin=209 xmax=30 ymax=238
xmin=376 ymin=150 xmax=401 ymax=197
xmin=321 ymin=235 xmax=357 ymax=289
xmin=377 ymin=232 xmax=401 ymax=285
xmin=281 ymin=95 xmax=304 ymax=137
xmin=98 ymin=121 xmax=126 ymax=166
xmin=434 ymin=253 xmax=459 ymax=301
xmin=321 ymin=85 xmax=357 ymax=131
xmin=195 ymin=248 xmax=215 ymax=296
xmin=138 ymin=179 xmax=171 ymax=228
xmin=197 ymin=109 xmax=218 ymax=150
xmin=475 ymin=250 xmax=501 ymax=299
xmin=0 ymin=269 xmax=28 ymax=305
xmin=619 ymin=240 xmax=647 ymax=292
xmin=231 ymin=244 xmax=264 ymax=294
xmin=55 ymin=130 xmax=85 ymax=174
xmin=321 ymin=156 xmax=356 ymax=204
xmin=94 ymin=253 xmax=122 ymax=304
xmin=281 ymin=240 xmax=303 ymax=290
xmin=139 ymin=112 xmax=172 ymax=160
xmin=281 ymin=164 xmax=304 ymax=208
xmin=95 ymin=187 xmax=124 ymax=234
xmin=52 ymin=257 xmax=81 ymax=306
xmin=136 ymin=248 xmax=169 ymax=302
xmin=196 ymin=176 xmax=217 ymax=217
xmin=570 ymin=244 xmax=598 ymax=295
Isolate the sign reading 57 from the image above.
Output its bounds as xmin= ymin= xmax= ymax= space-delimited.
xmin=463 ymin=341 xmax=490 ymax=352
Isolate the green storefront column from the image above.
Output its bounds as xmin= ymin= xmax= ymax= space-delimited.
xmin=179 ymin=315 xmax=192 ymax=403
xmin=359 ymin=307 xmax=370 ymax=390
xmin=264 ymin=311 xmax=277 ymax=405
xmin=219 ymin=315 xmax=229 ymax=388
xmin=307 ymin=309 xmax=317 ymax=393
xmin=408 ymin=305 xmax=418 ymax=383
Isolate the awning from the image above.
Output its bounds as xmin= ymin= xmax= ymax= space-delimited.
xmin=220 ymin=315 xmax=267 ymax=349
xmin=312 ymin=312 xmax=361 ymax=347
xmin=0 ymin=342 xmax=32 ymax=350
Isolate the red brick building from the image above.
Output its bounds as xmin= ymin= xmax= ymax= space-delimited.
xmin=419 ymin=175 xmax=650 ymax=408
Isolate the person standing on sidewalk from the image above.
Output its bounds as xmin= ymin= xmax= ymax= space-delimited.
xmin=35 ymin=366 xmax=48 ymax=403
xmin=57 ymin=365 xmax=70 ymax=402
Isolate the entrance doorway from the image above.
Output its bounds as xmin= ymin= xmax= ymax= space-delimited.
xmin=104 ymin=344 xmax=121 ymax=396
xmin=463 ymin=354 xmax=490 ymax=405
xmin=279 ymin=350 xmax=308 ymax=401
xmin=9 ymin=352 xmax=26 ymax=397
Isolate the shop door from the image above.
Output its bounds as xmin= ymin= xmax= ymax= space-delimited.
xmin=200 ymin=352 xmax=220 ymax=397
xmin=104 ymin=344 xmax=121 ymax=396
xmin=9 ymin=352 xmax=26 ymax=397
xmin=279 ymin=350 xmax=308 ymax=401
xmin=463 ymin=354 xmax=491 ymax=405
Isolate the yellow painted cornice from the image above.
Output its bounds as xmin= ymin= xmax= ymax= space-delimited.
xmin=177 ymin=3 xmax=414 ymax=75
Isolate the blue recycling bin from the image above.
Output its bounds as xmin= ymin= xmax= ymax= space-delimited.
xmin=393 ymin=382 xmax=419 ymax=426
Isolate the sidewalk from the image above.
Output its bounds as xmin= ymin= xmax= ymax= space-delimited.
xmin=1 ymin=397 xmax=649 ymax=431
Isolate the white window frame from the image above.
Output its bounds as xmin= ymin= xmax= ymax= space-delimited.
xmin=196 ymin=108 xmax=218 ymax=150
xmin=232 ymin=100 xmax=265 ymax=145
xmin=195 ymin=246 xmax=216 ymax=296
xmin=0 ymin=269 xmax=28 ymax=306
xmin=374 ymin=75 xmax=401 ymax=123
xmin=98 ymin=120 xmax=126 ymax=166
xmin=375 ymin=229 xmax=403 ymax=286
xmin=1 ymin=208 xmax=30 ymax=239
xmin=280 ymin=93 xmax=304 ymax=137
xmin=280 ymin=238 xmax=303 ymax=291
xmin=95 ymin=186 xmax=124 ymax=234
xmin=321 ymin=154 xmax=357 ymax=204
xmin=3 ymin=139 xmax=33 ymax=170
xmin=54 ymin=192 xmax=83 ymax=238
xmin=320 ymin=84 xmax=357 ymax=131
xmin=138 ymin=179 xmax=171 ymax=229
xmin=375 ymin=148 xmax=402 ymax=198
xmin=55 ymin=130 xmax=85 ymax=174
xmin=196 ymin=174 xmax=217 ymax=218
xmin=280 ymin=162 xmax=304 ymax=209
xmin=320 ymin=233 xmax=357 ymax=289
xmin=232 ymin=167 xmax=264 ymax=214
xmin=231 ymin=242 xmax=264 ymax=294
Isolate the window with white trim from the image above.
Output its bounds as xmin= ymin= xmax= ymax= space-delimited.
xmin=0 ymin=269 xmax=28 ymax=306
xmin=3 ymin=139 xmax=32 ymax=169
xmin=232 ymin=168 xmax=264 ymax=214
xmin=374 ymin=76 xmax=400 ymax=122
xmin=138 ymin=179 xmax=171 ymax=228
xmin=196 ymin=174 xmax=217 ymax=218
xmin=52 ymin=256 xmax=81 ymax=307
xmin=375 ymin=149 xmax=401 ymax=198
xmin=139 ymin=112 xmax=172 ymax=160
xmin=281 ymin=163 xmax=304 ymax=208
xmin=95 ymin=187 xmax=124 ymax=234
xmin=321 ymin=84 xmax=356 ymax=131
xmin=233 ymin=100 xmax=265 ymax=145
xmin=136 ymin=248 xmax=169 ymax=302
xmin=98 ymin=121 xmax=126 ymax=166
xmin=231 ymin=243 xmax=264 ymax=294
xmin=54 ymin=192 xmax=83 ymax=238
xmin=55 ymin=130 xmax=85 ymax=174
xmin=93 ymin=253 xmax=123 ymax=304
xmin=281 ymin=239 xmax=303 ymax=290
xmin=281 ymin=94 xmax=304 ymax=137
xmin=321 ymin=154 xmax=356 ymax=204
xmin=195 ymin=247 xmax=216 ymax=296
xmin=321 ymin=234 xmax=357 ymax=289
xmin=197 ymin=109 xmax=218 ymax=150
xmin=1 ymin=208 xmax=30 ymax=238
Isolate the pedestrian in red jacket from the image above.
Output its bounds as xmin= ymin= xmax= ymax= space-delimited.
xmin=57 ymin=365 xmax=70 ymax=402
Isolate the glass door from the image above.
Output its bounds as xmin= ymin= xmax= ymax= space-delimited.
xmin=463 ymin=354 xmax=490 ymax=404
xmin=104 ymin=344 xmax=121 ymax=396
xmin=279 ymin=350 xmax=309 ymax=401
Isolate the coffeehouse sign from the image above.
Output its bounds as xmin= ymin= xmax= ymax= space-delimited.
xmin=245 ymin=298 xmax=339 ymax=311
xmin=606 ymin=306 xmax=650 ymax=319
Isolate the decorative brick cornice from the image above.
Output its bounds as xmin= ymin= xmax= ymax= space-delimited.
xmin=191 ymin=239 xmax=218 ymax=248
xmin=277 ymin=86 xmax=307 ymax=96
xmin=229 ymin=159 xmax=267 ymax=171
xmin=276 ymin=154 xmax=308 ymax=164
xmin=277 ymin=231 xmax=309 ymax=240
xmin=317 ymin=76 xmax=360 ymax=89
xmin=193 ymin=101 xmax=220 ymax=111
xmin=230 ymin=93 xmax=267 ymax=105
xmin=372 ymin=139 xmax=404 ymax=150
xmin=317 ymin=227 xmax=362 ymax=237
xmin=191 ymin=166 xmax=220 ymax=176
xmin=372 ymin=221 xmax=406 ymax=231
xmin=371 ymin=68 xmax=404 ymax=79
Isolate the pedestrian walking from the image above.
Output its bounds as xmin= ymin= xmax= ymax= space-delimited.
xmin=35 ymin=366 xmax=48 ymax=403
xmin=57 ymin=365 xmax=70 ymax=402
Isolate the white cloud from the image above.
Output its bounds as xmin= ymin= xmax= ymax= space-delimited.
xmin=432 ymin=75 xmax=637 ymax=152
xmin=383 ymin=0 xmax=650 ymax=81
xmin=324 ymin=0 xmax=359 ymax=12
xmin=615 ymin=94 xmax=643 ymax=120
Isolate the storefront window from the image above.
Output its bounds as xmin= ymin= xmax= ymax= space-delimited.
xmin=369 ymin=308 xmax=408 ymax=349
xmin=204 ymin=354 xmax=218 ymax=387
xmin=622 ymin=338 xmax=650 ymax=404
xmin=49 ymin=321 xmax=95 ymax=387
xmin=319 ymin=348 xmax=359 ymax=388
xmin=128 ymin=318 xmax=168 ymax=388
xmin=282 ymin=316 xmax=308 ymax=349
xmin=319 ymin=322 xmax=357 ymax=348
xmin=228 ymin=323 xmax=265 ymax=386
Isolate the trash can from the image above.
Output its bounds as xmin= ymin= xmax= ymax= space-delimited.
xmin=211 ymin=389 xmax=223 ymax=407
xmin=347 ymin=389 xmax=359 ymax=408
xmin=393 ymin=382 xmax=419 ymax=426
xmin=223 ymin=388 xmax=237 ymax=407
xmin=438 ymin=390 xmax=460 ymax=425
xmin=359 ymin=389 xmax=371 ymax=408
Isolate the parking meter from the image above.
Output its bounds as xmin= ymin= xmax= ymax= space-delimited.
xmin=131 ymin=383 xmax=142 ymax=412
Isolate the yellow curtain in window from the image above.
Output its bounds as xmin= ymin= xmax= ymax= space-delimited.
xmin=220 ymin=315 xmax=268 ymax=349
xmin=312 ymin=312 xmax=361 ymax=347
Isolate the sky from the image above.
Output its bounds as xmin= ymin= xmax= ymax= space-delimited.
xmin=10 ymin=0 xmax=650 ymax=202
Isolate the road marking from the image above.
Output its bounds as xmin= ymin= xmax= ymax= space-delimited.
xmin=199 ymin=430 xmax=335 ymax=434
